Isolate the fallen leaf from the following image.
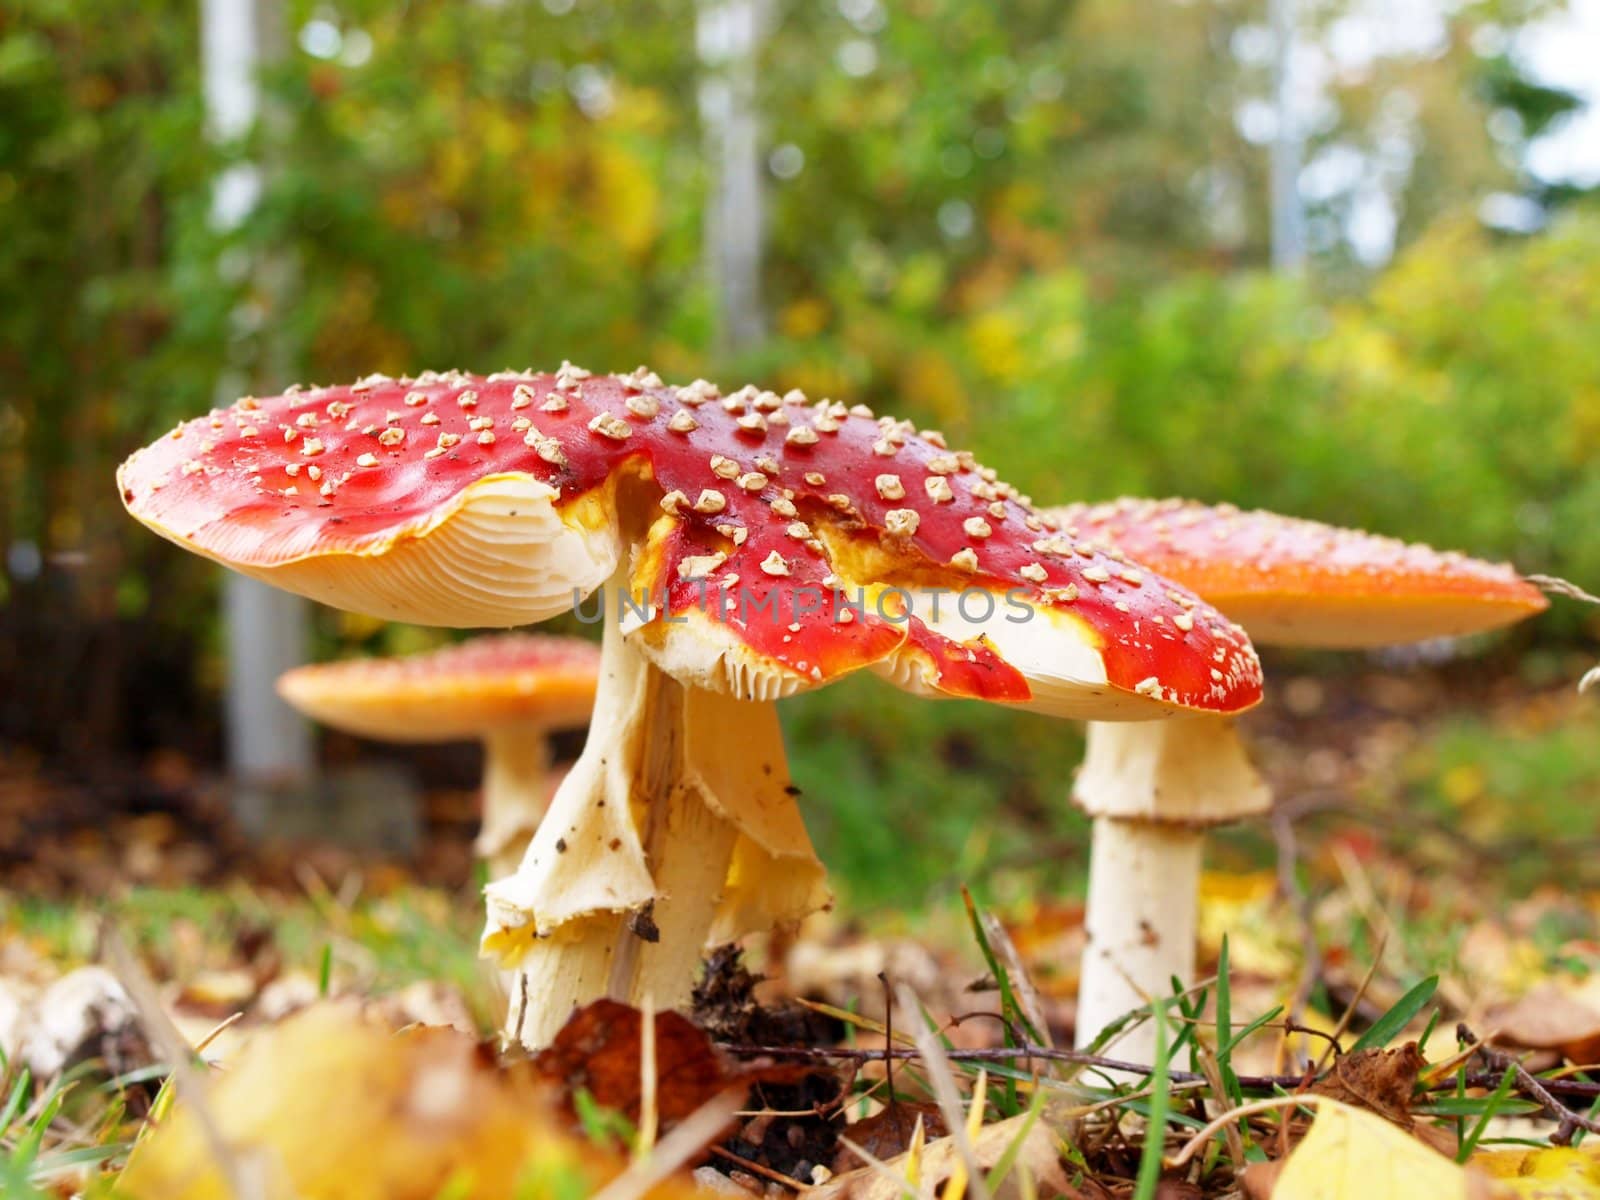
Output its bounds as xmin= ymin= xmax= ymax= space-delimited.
xmin=833 ymin=1101 xmax=947 ymax=1173
xmin=1198 ymin=871 xmax=1296 ymax=979
xmin=813 ymin=1110 xmax=1069 ymax=1200
xmin=1270 ymin=1099 xmax=1467 ymax=1199
xmin=534 ymin=998 xmax=811 ymax=1131
xmin=117 ymin=1003 xmax=709 ymax=1200
xmin=1312 ymin=1043 xmax=1426 ymax=1129
xmin=1488 ymin=984 xmax=1600 ymax=1065
xmin=1473 ymin=1145 xmax=1600 ymax=1198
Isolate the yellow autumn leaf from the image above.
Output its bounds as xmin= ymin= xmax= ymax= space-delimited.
xmin=1475 ymin=1145 xmax=1600 ymax=1199
xmin=1197 ymin=870 xmax=1296 ymax=980
xmin=1271 ymin=1100 xmax=1468 ymax=1200
xmin=116 ymin=1004 xmax=709 ymax=1200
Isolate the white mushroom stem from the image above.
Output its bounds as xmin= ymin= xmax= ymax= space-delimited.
xmin=482 ymin=574 xmax=827 ymax=1050
xmin=476 ymin=731 xmax=553 ymax=881
xmin=1078 ymin=819 xmax=1202 ymax=1062
xmin=1073 ymin=715 xmax=1271 ymax=1065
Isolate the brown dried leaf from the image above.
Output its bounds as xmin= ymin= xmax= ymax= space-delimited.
xmin=534 ymin=998 xmax=813 ymax=1130
xmin=1487 ymin=984 xmax=1600 ymax=1065
xmin=1312 ymin=1042 xmax=1426 ymax=1129
xmin=832 ymin=1102 xmax=947 ymax=1173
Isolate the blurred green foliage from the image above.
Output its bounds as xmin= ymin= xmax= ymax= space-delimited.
xmin=1 ymin=0 xmax=1596 ymax=896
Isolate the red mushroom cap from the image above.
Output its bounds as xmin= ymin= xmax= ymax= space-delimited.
xmin=120 ymin=369 xmax=1262 ymax=718
xmin=276 ymin=633 xmax=600 ymax=742
xmin=1047 ymin=498 xmax=1549 ymax=649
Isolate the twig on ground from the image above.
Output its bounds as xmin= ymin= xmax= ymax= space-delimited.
xmin=638 ymin=992 xmax=659 ymax=1157
xmin=977 ymin=909 xmax=1053 ymax=1051
xmin=1190 ymin=1036 xmax=1246 ymax=1172
xmin=719 ymin=1042 xmax=1600 ymax=1104
xmin=1458 ymin=1024 xmax=1600 ymax=1145
xmin=708 ymin=1144 xmax=810 ymax=1192
xmin=1313 ymin=930 xmax=1386 ymax=1074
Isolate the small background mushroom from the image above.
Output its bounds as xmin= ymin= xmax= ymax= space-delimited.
xmin=277 ymin=633 xmax=601 ymax=879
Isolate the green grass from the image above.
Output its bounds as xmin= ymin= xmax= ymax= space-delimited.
xmin=2 ymin=882 xmax=495 ymax=1029
xmin=784 ymin=671 xmax=1089 ymax=909
xmin=0 ymin=1063 xmax=136 ymax=1198
xmin=1399 ymin=708 xmax=1600 ymax=877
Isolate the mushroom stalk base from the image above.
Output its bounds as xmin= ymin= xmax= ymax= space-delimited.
xmin=483 ymin=579 xmax=828 ymax=1050
xmin=1072 ymin=715 xmax=1271 ymax=1065
xmin=477 ymin=732 xmax=552 ymax=881
xmin=1076 ymin=817 xmax=1201 ymax=1065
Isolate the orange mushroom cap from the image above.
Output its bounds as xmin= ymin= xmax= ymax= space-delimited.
xmin=276 ymin=633 xmax=600 ymax=742
xmin=1047 ymin=499 xmax=1548 ymax=649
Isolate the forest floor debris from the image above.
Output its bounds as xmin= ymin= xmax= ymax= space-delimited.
xmin=1 ymin=672 xmax=1599 ymax=1196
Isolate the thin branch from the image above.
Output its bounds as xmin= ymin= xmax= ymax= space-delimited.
xmin=719 ymin=1042 xmax=1600 ymax=1102
xmin=1458 ymin=1024 xmax=1600 ymax=1145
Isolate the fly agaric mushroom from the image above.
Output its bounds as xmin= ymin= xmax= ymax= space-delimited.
xmin=1047 ymin=498 xmax=1549 ymax=1061
xmin=118 ymin=368 xmax=1262 ymax=1048
xmin=276 ymin=633 xmax=601 ymax=878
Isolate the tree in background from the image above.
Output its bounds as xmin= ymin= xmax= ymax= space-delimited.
xmin=1 ymin=0 xmax=1593 ymax=836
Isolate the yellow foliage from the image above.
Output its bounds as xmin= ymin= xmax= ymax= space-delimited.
xmin=608 ymin=84 xmax=673 ymax=137
xmin=1371 ymin=214 xmax=1488 ymax=327
xmin=116 ymin=1004 xmax=708 ymax=1200
xmin=780 ymin=296 xmax=831 ymax=339
xmin=435 ymin=137 xmax=473 ymax=207
xmin=777 ymin=362 xmax=856 ymax=406
xmin=1199 ymin=871 xmax=1275 ymax=906
xmin=1565 ymin=387 xmax=1600 ymax=465
xmin=964 ymin=312 xmax=1025 ymax=382
xmin=336 ymin=609 xmax=388 ymax=642
xmin=897 ymin=348 xmax=969 ymax=432
xmin=1272 ymin=1100 xmax=1467 ymax=1199
xmin=592 ymin=142 xmax=662 ymax=259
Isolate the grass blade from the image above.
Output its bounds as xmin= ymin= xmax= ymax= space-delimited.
xmin=1350 ymin=976 xmax=1438 ymax=1053
xmin=1215 ymin=937 xmax=1242 ymax=1105
xmin=1456 ymin=1065 xmax=1519 ymax=1162
xmin=1132 ymin=1002 xmax=1171 ymax=1200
